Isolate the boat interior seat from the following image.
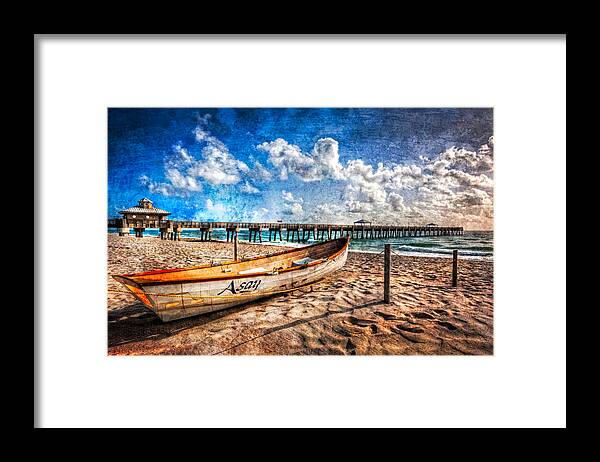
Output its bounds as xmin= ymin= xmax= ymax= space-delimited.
xmin=292 ymin=257 xmax=324 ymax=267
xmin=239 ymin=267 xmax=267 ymax=275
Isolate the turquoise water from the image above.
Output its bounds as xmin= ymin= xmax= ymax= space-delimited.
xmin=350 ymin=231 xmax=493 ymax=259
xmin=108 ymin=228 xmax=493 ymax=260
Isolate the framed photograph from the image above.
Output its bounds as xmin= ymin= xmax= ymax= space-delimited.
xmin=107 ymin=107 xmax=494 ymax=356
xmin=35 ymin=35 xmax=566 ymax=428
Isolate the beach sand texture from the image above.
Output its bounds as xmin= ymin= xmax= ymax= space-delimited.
xmin=108 ymin=234 xmax=493 ymax=355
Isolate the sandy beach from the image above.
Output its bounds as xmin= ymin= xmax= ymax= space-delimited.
xmin=107 ymin=234 xmax=493 ymax=355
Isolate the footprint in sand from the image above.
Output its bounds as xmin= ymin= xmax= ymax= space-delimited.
xmin=345 ymin=338 xmax=357 ymax=355
xmin=390 ymin=325 xmax=424 ymax=343
xmin=374 ymin=311 xmax=399 ymax=321
xmin=393 ymin=323 xmax=424 ymax=334
xmin=347 ymin=316 xmax=377 ymax=327
xmin=437 ymin=321 xmax=458 ymax=331
xmin=412 ymin=312 xmax=436 ymax=320
xmin=332 ymin=325 xmax=352 ymax=337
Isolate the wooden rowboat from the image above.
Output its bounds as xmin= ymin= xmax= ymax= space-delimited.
xmin=112 ymin=236 xmax=350 ymax=321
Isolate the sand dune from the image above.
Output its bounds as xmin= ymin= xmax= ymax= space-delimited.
xmin=107 ymin=234 xmax=493 ymax=355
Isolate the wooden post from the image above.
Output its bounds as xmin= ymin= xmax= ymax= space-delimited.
xmin=452 ymin=249 xmax=458 ymax=287
xmin=234 ymin=232 xmax=238 ymax=261
xmin=384 ymin=243 xmax=391 ymax=303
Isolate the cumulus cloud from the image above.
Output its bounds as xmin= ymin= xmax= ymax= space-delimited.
xmin=257 ymin=137 xmax=344 ymax=182
xmin=187 ymin=144 xmax=249 ymax=186
xmin=346 ymin=200 xmax=374 ymax=214
xmin=193 ymin=198 xmax=230 ymax=221
xmin=248 ymin=160 xmax=273 ymax=182
xmin=335 ymin=139 xmax=494 ymax=227
xmin=240 ymin=181 xmax=260 ymax=194
xmin=278 ymin=190 xmax=305 ymax=217
xmin=140 ymin=115 xmax=493 ymax=228
xmin=388 ymin=192 xmax=407 ymax=212
xmin=165 ymin=167 xmax=202 ymax=191
xmin=453 ymin=188 xmax=493 ymax=208
xmin=250 ymin=207 xmax=270 ymax=220
xmin=312 ymin=138 xmax=345 ymax=180
xmin=138 ymin=174 xmax=182 ymax=196
xmin=429 ymin=145 xmax=494 ymax=176
xmin=282 ymin=202 xmax=304 ymax=217
xmin=262 ymin=136 xmax=493 ymax=227
xmin=341 ymin=160 xmax=418 ymax=218
xmin=140 ymin=116 xmax=254 ymax=196
xmin=281 ymin=190 xmax=303 ymax=203
xmin=138 ymin=145 xmax=205 ymax=197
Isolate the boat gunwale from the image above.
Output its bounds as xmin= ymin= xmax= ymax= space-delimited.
xmin=113 ymin=236 xmax=350 ymax=288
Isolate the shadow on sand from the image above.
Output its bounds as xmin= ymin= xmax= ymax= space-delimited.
xmin=108 ymin=296 xmax=385 ymax=350
xmin=210 ymin=298 xmax=385 ymax=355
xmin=107 ymin=301 xmax=252 ymax=348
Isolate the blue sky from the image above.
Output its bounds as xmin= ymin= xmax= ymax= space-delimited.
xmin=108 ymin=108 xmax=494 ymax=229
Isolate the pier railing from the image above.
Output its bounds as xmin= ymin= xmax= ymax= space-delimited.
xmin=108 ymin=218 xmax=463 ymax=242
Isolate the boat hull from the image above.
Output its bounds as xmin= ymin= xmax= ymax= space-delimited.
xmin=114 ymin=238 xmax=349 ymax=321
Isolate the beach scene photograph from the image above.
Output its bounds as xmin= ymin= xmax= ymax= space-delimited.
xmin=108 ymin=107 xmax=494 ymax=355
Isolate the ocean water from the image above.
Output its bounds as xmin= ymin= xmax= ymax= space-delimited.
xmin=349 ymin=231 xmax=493 ymax=260
xmin=108 ymin=228 xmax=493 ymax=260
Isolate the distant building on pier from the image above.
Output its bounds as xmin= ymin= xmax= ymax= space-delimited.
xmin=119 ymin=198 xmax=171 ymax=224
xmin=354 ymin=219 xmax=372 ymax=226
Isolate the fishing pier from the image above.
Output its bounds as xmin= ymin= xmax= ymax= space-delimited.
xmin=110 ymin=198 xmax=463 ymax=242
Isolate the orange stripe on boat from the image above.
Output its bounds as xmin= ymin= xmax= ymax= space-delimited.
xmin=127 ymin=285 xmax=153 ymax=308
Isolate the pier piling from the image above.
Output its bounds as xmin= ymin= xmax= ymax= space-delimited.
xmin=384 ymin=244 xmax=391 ymax=303
xmin=452 ymin=250 xmax=458 ymax=287
xmin=109 ymin=218 xmax=463 ymax=243
xmin=234 ymin=232 xmax=238 ymax=261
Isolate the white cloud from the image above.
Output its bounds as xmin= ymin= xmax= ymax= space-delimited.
xmin=281 ymin=190 xmax=303 ymax=203
xmin=187 ymin=144 xmax=249 ymax=186
xmin=249 ymin=207 xmax=270 ymax=221
xmin=205 ymin=198 xmax=227 ymax=213
xmin=282 ymin=202 xmax=304 ymax=217
xmin=278 ymin=190 xmax=305 ymax=217
xmin=141 ymin=116 xmax=256 ymax=196
xmin=336 ymin=139 xmax=494 ymax=227
xmin=304 ymin=202 xmax=347 ymax=223
xmin=193 ymin=126 xmax=227 ymax=151
xmin=262 ymin=136 xmax=493 ymax=227
xmin=138 ymin=174 xmax=180 ymax=197
xmin=257 ymin=137 xmax=344 ymax=182
xmin=240 ymin=181 xmax=260 ymax=194
xmin=190 ymin=120 xmax=251 ymax=186
xmin=312 ymin=138 xmax=345 ymax=180
xmin=248 ymin=160 xmax=273 ymax=182
xmin=257 ymin=138 xmax=308 ymax=180
xmin=388 ymin=192 xmax=407 ymax=212
xmin=346 ymin=200 xmax=374 ymax=214
xmin=453 ymin=188 xmax=493 ymax=208
xmin=141 ymin=115 xmax=494 ymax=228
xmin=174 ymin=145 xmax=194 ymax=164
xmin=165 ymin=168 xmax=202 ymax=191
xmin=430 ymin=145 xmax=494 ymax=175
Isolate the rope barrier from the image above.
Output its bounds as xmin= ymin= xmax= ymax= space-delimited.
xmin=357 ymin=249 xmax=385 ymax=264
